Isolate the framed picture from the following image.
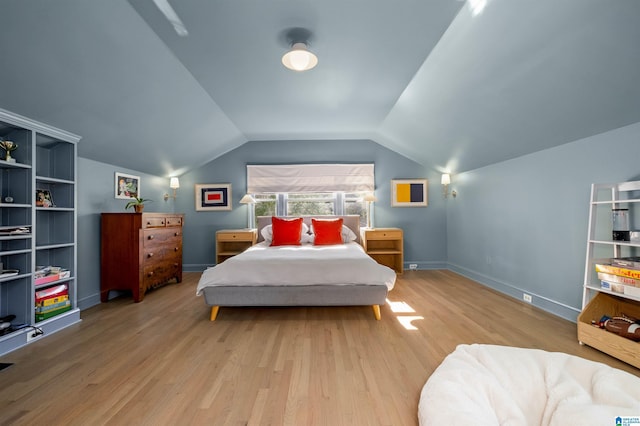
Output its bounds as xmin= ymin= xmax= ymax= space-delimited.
xmin=391 ymin=179 xmax=428 ymax=207
xmin=115 ymin=172 xmax=140 ymax=199
xmin=195 ymin=183 xmax=232 ymax=211
xmin=35 ymin=189 xmax=54 ymax=207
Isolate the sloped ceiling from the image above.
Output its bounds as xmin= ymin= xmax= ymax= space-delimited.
xmin=0 ymin=0 xmax=639 ymax=177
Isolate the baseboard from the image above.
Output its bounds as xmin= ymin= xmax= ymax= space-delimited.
xmin=403 ymin=261 xmax=447 ymax=271
xmin=447 ymin=262 xmax=580 ymax=323
xmin=78 ymin=293 xmax=101 ymax=310
xmin=183 ymin=263 xmax=211 ymax=272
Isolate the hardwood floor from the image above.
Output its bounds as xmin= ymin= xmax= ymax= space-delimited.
xmin=1 ymin=270 xmax=638 ymax=425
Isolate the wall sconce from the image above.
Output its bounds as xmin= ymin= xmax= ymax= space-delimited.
xmin=363 ymin=193 xmax=377 ymax=228
xmin=239 ymin=194 xmax=256 ymax=229
xmin=441 ymin=173 xmax=457 ymax=198
xmin=164 ymin=177 xmax=180 ymax=201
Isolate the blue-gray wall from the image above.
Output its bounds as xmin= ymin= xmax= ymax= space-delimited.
xmin=76 ymin=125 xmax=640 ymax=323
xmin=176 ymin=139 xmax=448 ymax=271
xmin=446 ymin=122 xmax=640 ymax=321
xmin=77 ymin=158 xmax=175 ymax=309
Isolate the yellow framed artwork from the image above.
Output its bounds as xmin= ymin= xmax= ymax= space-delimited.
xmin=391 ymin=179 xmax=428 ymax=207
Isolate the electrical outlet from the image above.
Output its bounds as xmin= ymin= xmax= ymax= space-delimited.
xmin=523 ymin=293 xmax=533 ymax=303
xmin=409 ymin=264 xmax=418 ymax=270
xmin=26 ymin=329 xmax=43 ymax=342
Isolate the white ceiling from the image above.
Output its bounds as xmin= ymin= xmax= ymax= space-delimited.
xmin=1 ymin=0 xmax=639 ymax=177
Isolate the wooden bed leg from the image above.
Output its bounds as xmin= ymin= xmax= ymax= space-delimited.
xmin=372 ymin=305 xmax=381 ymax=320
xmin=210 ymin=306 xmax=220 ymax=321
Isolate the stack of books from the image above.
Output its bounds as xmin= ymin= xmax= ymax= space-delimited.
xmin=34 ymin=283 xmax=70 ymax=322
xmin=34 ymin=266 xmax=70 ymax=286
xmin=595 ymin=257 xmax=640 ymax=298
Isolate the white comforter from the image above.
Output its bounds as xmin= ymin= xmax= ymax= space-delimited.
xmin=419 ymin=344 xmax=640 ymax=426
xmin=196 ymin=242 xmax=396 ymax=295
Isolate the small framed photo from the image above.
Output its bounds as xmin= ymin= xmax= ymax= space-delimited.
xmin=115 ymin=172 xmax=140 ymax=199
xmin=35 ymin=189 xmax=54 ymax=207
xmin=195 ymin=183 xmax=231 ymax=211
xmin=391 ymin=179 xmax=428 ymax=207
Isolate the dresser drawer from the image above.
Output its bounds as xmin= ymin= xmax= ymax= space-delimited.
xmin=165 ymin=216 xmax=183 ymax=227
xmin=143 ymin=216 xmax=167 ymax=228
xmin=143 ymin=228 xmax=181 ymax=246
xmin=366 ymin=230 xmax=402 ymax=240
xmin=143 ymin=262 xmax=180 ymax=289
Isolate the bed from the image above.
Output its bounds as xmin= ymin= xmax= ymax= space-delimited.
xmin=196 ymin=215 xmax=396 ymax=320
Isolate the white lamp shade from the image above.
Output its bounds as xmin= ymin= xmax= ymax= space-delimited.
xmin=282 ymin=43 xmax=318 ymax=71
xmin=239 ymin=194 xmax=256 ymax=204
xmin=441 ymin=173 xmax=451 ymax=185
xmin=169 ymin=177 xmax=180 ymax=189
xmin=363 ymin=194 xmax=377 ymax=202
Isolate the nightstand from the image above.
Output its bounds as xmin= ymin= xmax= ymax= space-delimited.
xmin=360 ymin=228 xmax=403 ymax=274
xmin=216 ymin=229 xmax=257 ymax=264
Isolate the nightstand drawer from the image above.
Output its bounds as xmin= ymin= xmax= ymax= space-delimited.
xmin=217 ymin=231 xmax=255 ymax=242
xmin=365 ymin=230 xmax=402 ymax=240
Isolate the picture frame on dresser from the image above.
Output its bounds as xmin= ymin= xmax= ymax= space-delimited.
xmin=115 ymin=172 xmax=140 ymax=199
xmin=195 ymin=183 xmax=232 ymax=211
xmin=391 ymin=179 xmax=428 ymax=207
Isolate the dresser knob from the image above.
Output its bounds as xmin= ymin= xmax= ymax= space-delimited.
xmin=147 ymin=253 xmax=154 ymax=258
xmin=174 ymin=232 xmax=179 ymax=236
xmin=148 ymin=235 xmax=154 ymax=240
xmin=147 ymin=271 xmax=154 ymax=277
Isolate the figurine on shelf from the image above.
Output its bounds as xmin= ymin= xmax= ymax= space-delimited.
xmin=0 ymin=140 xmax=18 ymax=163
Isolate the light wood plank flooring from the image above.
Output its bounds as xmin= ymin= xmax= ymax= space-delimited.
xmin=1 ymin=270 xmax=638 ymax=425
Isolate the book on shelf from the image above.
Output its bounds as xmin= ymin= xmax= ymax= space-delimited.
xmin=597 ymin=272 xmax=640 ymax=287
xmin=34 ymin=266 xmax=70 ymax=285
xmin=35 ymin=283 xmax=68 ymax=303
xmin=35 ymin=304 xmax=72 ymax=322
xmin=35 ymin=299 xmax=70 ymax=314
xmin=601 ymin=280 xmax=625 ymax=293
xmin=611 ymin=257 xmax=640 ymax=269
xmin=0 ymin=225 xmax=31 ymax=235
xmin=36 ymin=294 xmax=69 ymax=307
xmin=594 ymin=263 xmax=640 ymax=280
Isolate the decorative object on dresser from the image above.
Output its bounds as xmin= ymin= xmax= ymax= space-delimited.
xmin=391 ymin=179 xmax=428 ymax=207
xmin=216 ymin=229 xmax=257 ymax=264
xmin=195 ymin=183 xmax=232 ymax=211
xmin=360 ymin=227 xmax=404 ymax=274
xmin=125 ymin=196 xmax=152 ymax=213
xmin=101 ymin=212 xmax=184 ymax=302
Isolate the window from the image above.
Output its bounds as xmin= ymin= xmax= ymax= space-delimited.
xmin=253 ymin=192 xmax=368 ymax=227
xmin=247 ymin=164 xmax=374 ymax=227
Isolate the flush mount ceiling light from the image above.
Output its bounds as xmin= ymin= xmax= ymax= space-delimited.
xmin=282 ymin=42 xmax=318 ymax=71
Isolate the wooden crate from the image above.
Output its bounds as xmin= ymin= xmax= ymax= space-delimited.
xmin=577 ymin=292 xmax=640 ymax=369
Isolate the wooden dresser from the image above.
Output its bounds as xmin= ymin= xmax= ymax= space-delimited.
xmin=100 ymin=212 xmax=184 ymax=302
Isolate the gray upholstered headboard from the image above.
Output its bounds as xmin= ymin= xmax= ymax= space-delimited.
xmin=257 ymin=215 xmax=361 ymax=244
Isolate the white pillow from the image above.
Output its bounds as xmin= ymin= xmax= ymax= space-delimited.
xmin=261 ymin=222 xmax=309 ymax=242
xmin=341 ymin=225 xmax=358 ymax=242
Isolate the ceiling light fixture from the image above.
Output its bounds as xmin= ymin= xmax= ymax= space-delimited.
xmin=282 ymin=42 xmax=318 ymax=71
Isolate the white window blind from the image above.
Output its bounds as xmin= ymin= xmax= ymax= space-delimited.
xmin=247 ymin=164 xmax=374 ymax=194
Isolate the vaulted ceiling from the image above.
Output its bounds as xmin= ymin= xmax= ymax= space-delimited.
xmin=1 ymin=0 xmax=639 ymax=177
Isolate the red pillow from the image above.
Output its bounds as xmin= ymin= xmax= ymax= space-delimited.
xmin=270 ymin=217 xmax=304 ymax=246
xmin=312 ymin=218 xmax=344 ymax=245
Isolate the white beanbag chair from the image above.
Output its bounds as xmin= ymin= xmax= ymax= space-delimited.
xmin=419 ymin=344 xmax=640 ymax=426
